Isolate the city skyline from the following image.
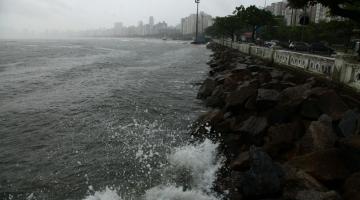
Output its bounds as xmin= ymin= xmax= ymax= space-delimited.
xmin=0 ymin=0 xmax=281 ymax=37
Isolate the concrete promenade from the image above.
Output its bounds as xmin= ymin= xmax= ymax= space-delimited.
xmin=214 ymin=39 xmax=360 ymax=92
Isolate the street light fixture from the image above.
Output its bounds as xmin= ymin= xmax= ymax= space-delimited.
xmin=195 ymin=0 xmax=200 ymax=43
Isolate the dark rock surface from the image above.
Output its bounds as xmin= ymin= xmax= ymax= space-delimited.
xmin=197 ymin=78 xmax=217 ymax=99
xmin=238 ymin=147 xmax=284 ymax=198
xmin=193 ymin=42 xmax=360 ymax=200
xmin=288 ymin=149 xmax=352 ymax=182
xmin=338 ymin=110 xmax=360 ymax=137
xmin=343 ymin=172 xmax=360 ymax=200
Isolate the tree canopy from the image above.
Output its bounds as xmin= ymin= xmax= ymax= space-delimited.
xmin=205 ymin=15 xmax=243 ymax=40
xmin=206 ymin=6 xmax=274 ymax=41
xmin=287 ymin=0 xmax=360 ymax=23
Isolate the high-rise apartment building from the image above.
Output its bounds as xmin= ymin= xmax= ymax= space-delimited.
xmin=181 ymin=12 xmax=213 ymax=35
xmin=265 ymin=0 xmax=343 ymax=26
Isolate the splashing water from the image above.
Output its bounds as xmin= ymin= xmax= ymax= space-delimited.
xmin=84 ymin=187 xmax=122 ymax=200
xmin=83 ymin=139 xmax=223 ymax=200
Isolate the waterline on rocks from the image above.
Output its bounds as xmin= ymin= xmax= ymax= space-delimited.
xmin=83 ymin=139 xmax=223 ymax=200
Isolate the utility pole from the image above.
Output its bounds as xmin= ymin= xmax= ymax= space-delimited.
xmin=195 ymin=0 xmax=200 ymax=43
xmin=201 ymin=13 xmax=204 ymax=33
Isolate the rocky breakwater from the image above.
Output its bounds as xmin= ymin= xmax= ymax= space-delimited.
xmin=193 ymin=43 xmax=360 ymax=200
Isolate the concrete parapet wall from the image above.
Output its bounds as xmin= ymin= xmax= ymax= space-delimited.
xmin=213 ymin=39 xmax=360 ymax=92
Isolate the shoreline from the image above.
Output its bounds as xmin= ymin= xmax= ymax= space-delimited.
xmin=193 ymin=42 xmax=360 ymax=200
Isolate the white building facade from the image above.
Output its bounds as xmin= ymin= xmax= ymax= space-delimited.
xmin=181 ymin=12 xmax=213 ymax=35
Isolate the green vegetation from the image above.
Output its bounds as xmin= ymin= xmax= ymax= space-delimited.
xmin=261 ymin=19 xmax=357 ymax=46
xmin=205 ymin=4 xmax=359 ymax=48
xmin=206 ymin=6 xmax=274 ymax=42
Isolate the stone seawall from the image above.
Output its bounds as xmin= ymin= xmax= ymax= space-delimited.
xmin=214 ymin=39 xmax=360 ymax=92
xmin=193 ymin=42 xmax=360 ymax=200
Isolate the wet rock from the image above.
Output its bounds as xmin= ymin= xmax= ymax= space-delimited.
xmin=233 ymin=63 xmax=248 ymax=71
xmin=264 ymin=122 xmax=302 ymax=159
xmin=209 ymin=63 xmax=218 ymax=68
xmin=343 ymin=172 xmax=360 ymax=200
xmin=223 ymin=133 xmax=243 ymax=156
xmin=197 ymin=78 xmax=216 ymax=99
xmin=270 ymin=70 xmax=285 ymax=80
xmin=338 ymin=110 xmax=360 ymax=137
xmin=260 ymin=81 xmax=295 ymax=91
xmin=258 ymin=71 xmax=273 ymax=84
xmin=206 ymin=85 xmax=225 ymax=107
xmin=247 ymin=65 xmax=272 ymax=72
xmin=315 ymin=90 xmax=349 ymax=121
xmin=282 ymin=73 xmax=295 ymax=82
xmin=282 ymin=165 xmax=327 ymax=196
xmin=193 ymin=110 xmax=225 ymax=136
xmin=267 ymin=107 xmax=294 ymax=125
xmin=224 ymin=112 xmax=233 ymax=119
xmin=225 ymin=84 xmax=257 ymax=109
xmin=256 ymin=89 xmax=280 ymax=109
xmin=229 ymin=69 xmax=253 ymax=82
xmin=279 ymin=83 xmax=313 ymax=108
xmin=239 ymin=147 xmax=284 ymax=198
xmin=282 ymin=73 xmax=307 ymax=84
xmin=244 ymin=95 xmax=257 ymax=110
xmin=295 ymin=190 xmax=341 ymax=200
xmin=223 ymin=75 xmax=240 ymax=92
xmin=215 ymin=117 xmax=236 ymax=133
xmin=230 ymin=151 xmax=250 ymax=171
xmin=299 ymin=115 xmax=336 ymax=154
xmin=238 ymin=116 xmax=268 ymax=144
xmin=300 ymin=99 xmax=322 ymax=120
xmin=288 ymin=149 xmax=352 ymax=183
xmin=339 ymin=135 xmax=360 ymax=172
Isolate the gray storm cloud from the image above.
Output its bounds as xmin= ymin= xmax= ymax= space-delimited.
xmin=0 ymin=0 xmax=278 ymax=35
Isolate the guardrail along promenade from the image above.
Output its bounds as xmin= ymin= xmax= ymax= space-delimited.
xmin=214 ymin=39 xmax=360 ymax=92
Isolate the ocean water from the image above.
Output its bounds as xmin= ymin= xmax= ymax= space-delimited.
xmin=0 ymin=38 xmax=223 ymax=200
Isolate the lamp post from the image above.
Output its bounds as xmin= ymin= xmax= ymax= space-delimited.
xmin=195 ymin=0 xmax=200 ymax=43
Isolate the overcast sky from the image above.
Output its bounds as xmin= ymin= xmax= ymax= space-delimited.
xmin=0 ymin=0 xmax=280 ymax=32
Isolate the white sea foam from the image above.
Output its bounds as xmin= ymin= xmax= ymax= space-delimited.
xmin=167 ymin=139 xmax=222 ymax=193
xmin=144 ymin=186 xmax=218 ymax=200
xmin=83 ymin=139 xmax=222 ymax=200
xmin=84 ymin=187 xmax=123 ymax=200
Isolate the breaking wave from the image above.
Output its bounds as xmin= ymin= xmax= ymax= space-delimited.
xmin=83 ymin=139 xmax=223 ymax=200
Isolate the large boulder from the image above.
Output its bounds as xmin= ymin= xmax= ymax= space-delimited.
xmin=238 ymin=147 xmax=285 ymax=198
xmin=238 ymin=116 xmax=268 ymax=145
xmin=300 ymin=99 xmax=322 ymax=120
xmin=278 ymin=83 xmax=313 ymax=109
xmin=270 ymin=70 xmax=285 ymax=80
xmin=267 ymin=107 xmax=295 ymax=125
xmin=205 ymin=85 xmax=225 ymax=107
xmin=192 ymin=110 xmax=224 ymax=138
xmin=339 ymin=135 xmax=360 ymax=172
xmin=299 ymin=115 xmax=337 ymax=154
xmin=343 ymin=172 xmax=360 ymax=200
xmin=214 ymin=116 xmax=236 ymax=133
xmin=197 ymin=78 xmax=216 ymax=99
xmin=258 ymin=70 xmax=273 ymax=84
xmin=225 ymin=84 xmax=257 ymax=109
xmin=282 ymin=165 xmax=327 ymax=194
xmin=264 ymin=122 xmax=303 ymax=159
xmin=288 ymin=149 xmax=352 ymax=183
xmin=230 ymin=151 xmax=250 ymax=171
xmin=313 ymin=89 xmax=349 ymax=121
xmin=295 ymin=190 xmax=341 ymax=200
xmin=261 ymin=81 xmax=296 ymax=91
xmin=338 ymin=110 xmax=360 ymax=137
xmin=256 ymin=89 xmax=280 ymax=109
xmin=282 ymin=165 xmax=343 ymax=200
xmin=228 ymin=69 xmax=252 ymax=82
